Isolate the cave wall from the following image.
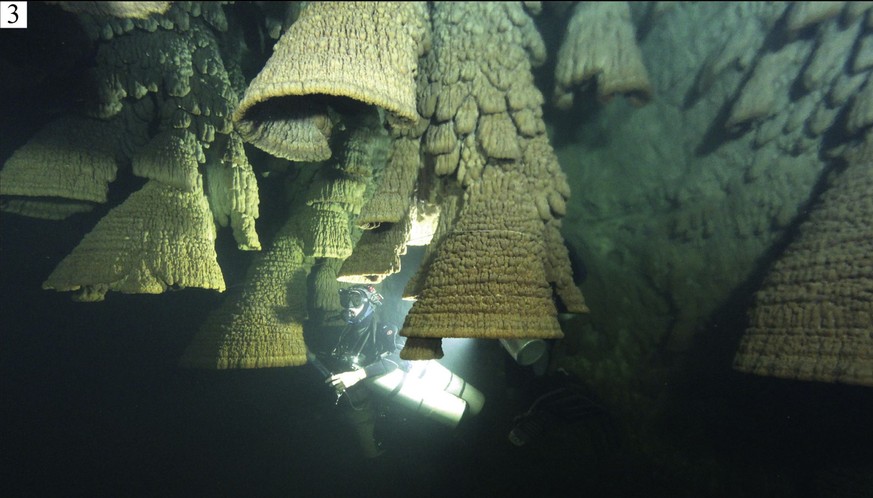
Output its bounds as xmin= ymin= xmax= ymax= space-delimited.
xmin=551 ymin=1 xmax=871 ymax=403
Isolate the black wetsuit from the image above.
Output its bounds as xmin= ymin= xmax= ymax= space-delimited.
xmin=320 ymin=314 xmax=400 ymax=404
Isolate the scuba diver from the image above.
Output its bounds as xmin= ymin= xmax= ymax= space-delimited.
xmin=308 ymin=284 xmax=485 ymax=459
xmin=307 ymin=284 xmax=400 ymax=458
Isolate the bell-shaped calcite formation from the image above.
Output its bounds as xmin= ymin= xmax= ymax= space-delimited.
xmin=312 ymin=257 xmax=345 ymax=313
xmin=411 ymin=1 xmax=586 ymax=320
xmin=357 ymin=135 xmax=422 ymax=228
xmin=0 ymin=116 xmax=121 ymax=213
xmin=399 ymin=337 xmax=444 ymax=361
xmin=402 ymin=186 xmax=462 ymax=302
xmin=302 ymin=114 xmax=390 ymax=258
xmin=543 ymin=219 xmax=589 ymax=314
xmin=401 ymin=169 xmax=564 ymax=341
xmin=42 ymin=178 xmax=226 ymax=302
xmin=204 ymin=132 xmax=261 ymax=251
xmin=132 ymin=128 xmax=203 ymax=192
xmin=244 ymin=1 xmax=428 ymax=120
xmin=553 ymin=2 xmax=652 ymax=109
xmin=234 ymin=101 xmax=334 ymax=162
xmin=233 ymin=2 xmax=429 ymax=160
xmin=179 ymin=216 xmax=310 ymax=369
xmin=302 ymin=204 xmax=355 ymax=259
xmin=338 ymin=213 xmax=411 ymax=284
xmin=733 ymin=133 xmax=873 ymax=387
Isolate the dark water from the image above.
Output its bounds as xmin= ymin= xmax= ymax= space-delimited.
xmin=0 ymin=213 xmax=617 ymax=497
xmin=3 ymin=213 xmax=872 ymax=498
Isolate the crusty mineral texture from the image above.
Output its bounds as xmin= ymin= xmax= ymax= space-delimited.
xmin=178 ymin=212 xmax=310 ymax=369
xmin=233 ymin=2 xmax=430 ymax=160
xmin=734 ymin=132 xmax=873 ymax=387
xmin=553 ymin=1 xmax=652 ymax=109
xmin=401 ymin=169 xmax=564 ymax=342
xmin=338 ymin=213 xmax=411 ymax=284
xmin=0 ymin=116 xmax=122 ymax=210
xmin=42 ymin=178 xmax=226 ymax=302
xmin=399 ymin=337 xmax=444 ymax=361
xmin=203 ymin=132 xmax=261 ymax=251
xmin=132 ymin=128 xmax=203 ymax=192
xmin=401 ymin=2 xmax=585 ymax=353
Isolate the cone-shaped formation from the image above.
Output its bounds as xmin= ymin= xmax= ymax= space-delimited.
xmin=235 ymin=1 xmax=428 ymax=122
xmin=399 ymin=337 xmax=444 ymax=361
xmin=233 ymin=2 xmax=429 ymax=160
xmin=337 ymin=214 xmax=411 ymax=283
xmin=734 ymin=134 xmax=873 ymax=387
xmin=312 ymin=258 xmax=345 ymax=313
xmin=302 ymin=205 xmax=354 ymax=259
xmin=132 ymin=128 xmax=203 ymax=192
xmin=401 ymin=169 xmax=564 ymax=340
xmin=42 ymin=178 xmax=225 ymax=302
xmin=179 ymin=216 xmax=310 ymax=369
xmin=357 ymin=135 xmax=422 ymax=228
xmin=416 ymin=2 xmax=585 ymax=313
xmin=234 ymin=100 xmax=333 ymax=162
xmin=0 ymin=116 xmax=121 ymax=211
xmin=553 ymin=2 xmax=652 ymax=109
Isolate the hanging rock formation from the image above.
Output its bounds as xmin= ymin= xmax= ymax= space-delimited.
xmin=734 ymin=132 xmax=873 ymax=387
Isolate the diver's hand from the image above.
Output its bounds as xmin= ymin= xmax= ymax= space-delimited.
xmin=327 ymin=370 xmax=366 ymax=391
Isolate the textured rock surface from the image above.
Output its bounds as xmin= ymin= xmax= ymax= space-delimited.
xmin=3 ymin=1 xmax=261 ymax=299
xmin=553 ymin=2 xmax=652 ymax=109
xmin=402 ymin=169 xmax=564 ymax=341
xmin=3 ymin=3 xmax=873 ymax=496
xmin=0 ymin=116 xmax=123 ymax=209
xmin=178 ymin=213 xmax=309 ymax=369
xmin=400 ymin=2 xmax=584 ymax=357
xmin=734 ymin=133 xmax=873 ymax=386
xmin=233 ymin=2 xmax=429 ymax=160
xmin=42 ymin=179 xmax=225 ymax=301
xmin=553 ymin=3 xmax=871 ymax=394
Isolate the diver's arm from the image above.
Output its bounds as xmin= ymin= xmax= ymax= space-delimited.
xmin=326 ymin=319 xmax=398 ymax=389
xmin=327 ymin=369 xmax=367 ymax=390
xmin=326 ymin=357 xmax=393 ymax=390
xmin=359 ymin=324 xmax=401 ymax=378
xmin=362 ymin=358 xmax=390 ymax=377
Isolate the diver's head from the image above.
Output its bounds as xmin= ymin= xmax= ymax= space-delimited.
xmin=339 ymin=285 xmax=383 ymax=324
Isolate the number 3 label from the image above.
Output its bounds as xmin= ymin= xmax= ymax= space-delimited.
xmin=1 ymin=2 xmax=28 ymax=29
